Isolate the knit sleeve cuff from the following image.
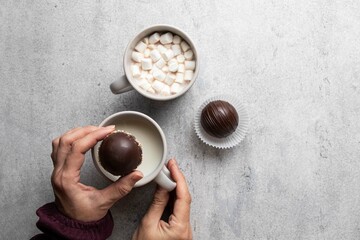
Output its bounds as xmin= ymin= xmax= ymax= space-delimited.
xmin=35 ymin=202 xmax=113 ymax=240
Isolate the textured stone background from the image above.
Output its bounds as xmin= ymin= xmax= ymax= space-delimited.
xmin=1 ymin=0 xmax=360 ymax=239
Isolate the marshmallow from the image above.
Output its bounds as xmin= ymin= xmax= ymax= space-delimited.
xmin=184 ymin=60 xmax=196 ymax=70
xmin=140 ymin=71 xmax=148 ymax=79
xmin=139 ymin=80 xmax=152 ymax=91
xmin=168 ymin=59 xmax=179 ymax=72
xmin=170 ymin=82 xmax=183 ymax=94
xmin=155 ymin=58 xmax=166 ymax=68
xmin=157 ymin=44 xmax=167 ymax=54
xmin=147 ymin=87 xmax=156 ymax=94
xmin=164 ymin=44 xmax=172 ymax=49
xmin=141 ymin=58 xmax=152 ymax=70
xmin=178 ymin=64 xmax=185 ymax=73
xmin=143 ymin=37 xmax=149 ymax=45
xmin=131 ymin=65 xmax=141 ymax=78
xmin=162 ymin=66 xmax=169 ymax=73
xmin=132 ymin=51 xmax=143 ymax=63
xmin=176 ymin=54 xmax=185 ymax=63
xmin=173 ymin=35 xmax=181 ymax=44
xmin=149 ymin=32 xmax=160 ymax=44
xmin=160 ymin=32 xmax=173 ymax=44
xmin=146 ymin=74 xmax=154 ymax=82
xmin=172 ymin=44 xmax=182 ymax=56
xmin=162 ymin=49 xmax=174 ymax=61
xmin=164 ymin=73 xmax=176 ymax=85
xmin=175 ymin=73 xmax=184 ymax=83
xmin=184 ymin=50 xmax=194 ymax=60
xmin=184 ymin=70 xmax=193 ymax=81
xmin=180 ymin=41 xmax=190 ymax=52
xmin=160 ymin=85 xmax=171 ymax=96
xmin=144 ymin=48 xmax=151 ymax=58
xmin=150 ymin=49 xmax=161 ymax=62
xmin=135 ymin=41 xmax=147 ymax=53
xmin=148 ymin=44 xmax=156 ymax=50
xmin=152 ymin=80 xmax=166 ymax=92
xmin=152 ymin=67 xmax=166 ymax=81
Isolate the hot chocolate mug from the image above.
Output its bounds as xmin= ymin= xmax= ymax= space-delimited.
xmin=92 ymin=111 xmax=176 ymax=191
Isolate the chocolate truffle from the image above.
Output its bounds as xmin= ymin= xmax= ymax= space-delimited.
xmin=99 ymin=131 xmax=142 ymax=176
xmin=200 ymin=100 xmax=239 ymax=138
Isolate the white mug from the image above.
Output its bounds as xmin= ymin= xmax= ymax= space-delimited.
xmin=110 ymin=24 xmax=199 ymax=101
xmin=91 ymin=111 xmax=176 ymax=191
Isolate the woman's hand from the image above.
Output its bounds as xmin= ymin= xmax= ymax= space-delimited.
xmin=50 ymin=126 xmax=143 ymax=222
xmin=132 ymin=159 xmax=192 ymax=240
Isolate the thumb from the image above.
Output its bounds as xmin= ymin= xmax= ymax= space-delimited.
xmin=142 ymin=187 xmax=170 ymax=225
xmin=100 ymin=171 xmax=143 ymax=204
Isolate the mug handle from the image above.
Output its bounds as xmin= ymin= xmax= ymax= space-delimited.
xmin=110 ymin=75 xmax=134 ymax=94
xmin=154 ymin=165 xmax=176 ymax=191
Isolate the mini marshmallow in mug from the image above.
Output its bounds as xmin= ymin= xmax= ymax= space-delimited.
xmin=171 ymin=82 xmax=183 ymax=94
xmin=184 ymin=70 xmax=193 ymax=81
xmin=144 ymin=49 xmax=151 ymax=58
xmin=175 ymin=73 xmax=184 ymax=83
xmin=184 ymin=60 xmax=196 ymax=70
xmin=177 ymin=54 xmax=185 ymax=63
xmin=160 ymin=32 xmax=173 ymax=44
xmin=162 ymin=49 xmax=175 ymax=61
xmin=178 ymin=64 xmax=185 ymax=73
xmin=184 ymin=50 xmax=194 ymax=60
xmin=172 ymin=44 xmax=182 ymax=56
xmin=141 ymin=58 xmax=152 ymax=70
xmin=149 ymin=32 xmax=160 ymax=44
xmin=180 ymin=41 xmax=190 ymax=52
xmin=168 ymin=59 xmax=179 ymax=72
xmin=160 ymin=85 xmax=171 ymax=96
xmin=150 ymin=49 xmax=161 ymax=62
xmin=155 ymin=58 xmax=166 ymax=68
xmin=164 ymin=73 xmax=176 ymax=86
xmin=173 ymin=35 xmax=181 ymax=44
xmin=135 ymin=41 xmax=147 ymax=53
xmin=132 ymin=51 xmax=143 ymax=63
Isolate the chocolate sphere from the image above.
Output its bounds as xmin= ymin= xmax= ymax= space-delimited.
xmin=200 ymin=100 xmax=239 ymax=138
xmin=99 ymin=131 xmax=142 ymax=176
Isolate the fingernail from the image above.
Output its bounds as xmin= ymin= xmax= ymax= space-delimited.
xmin=132 ymin=171 xmax=143 ymax=181
xmin=105 ymin=125 xmax=115 ymax=129
xmin=169 ymin=159 xmax=178 ymax=169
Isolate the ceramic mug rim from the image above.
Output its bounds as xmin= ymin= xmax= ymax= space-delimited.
xmin=123 ymin=24 xmax=199 ymax=101
xmin=91 ymin=111 xmax=167 ymax=187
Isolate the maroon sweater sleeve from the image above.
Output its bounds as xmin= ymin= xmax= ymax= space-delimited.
xmin=31 ymin=202 xmax=113 ymax=240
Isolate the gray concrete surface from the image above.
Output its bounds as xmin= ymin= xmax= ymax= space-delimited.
xmin=1 ymin=1 xmax=360 ymax=239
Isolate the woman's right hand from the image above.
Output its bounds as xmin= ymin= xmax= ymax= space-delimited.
xmin=132 ymin=159 xmax=192 ymax=240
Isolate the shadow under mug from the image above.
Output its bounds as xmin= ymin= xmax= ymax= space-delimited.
xmin=110 ymin=24 xmax=199 ymax=101
xmin=91 ymin=111 xmax=176 ymax=191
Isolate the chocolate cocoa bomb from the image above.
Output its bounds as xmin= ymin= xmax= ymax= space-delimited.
xmin=200 ymin=100 xmax=239 ymax=138
xmin=99 ymin=131 xmax=142 ymax=176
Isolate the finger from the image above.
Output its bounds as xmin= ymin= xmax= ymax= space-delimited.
xmin=168 ymin=159 xmax=191 ymax=223
xmin=142 ymin=187 xmax=170 ymax=225
xmin=63 ymin=125 xmax=115 ymax=171
xmin=56 ymin=126 xmax=100 ymax=168
xmin=59 ymin=126 xmax=99 ymax=149
xmin=64 ymin=126 xmax=83 ymax=135
xmin=100 ymin=171 xmax=143 ymax=204
xmin=51 ymin=137 xmax=60 ymax=167
xmin=51 ymin=126 xmax=81 ymax=167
